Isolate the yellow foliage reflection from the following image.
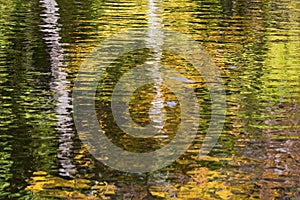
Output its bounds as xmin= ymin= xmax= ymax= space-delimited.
xmin=26 ymin=171 xmax=116 ymax=199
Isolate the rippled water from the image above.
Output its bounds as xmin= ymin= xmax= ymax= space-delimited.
xmin=0 ymin=0 xmax=299 ymax=199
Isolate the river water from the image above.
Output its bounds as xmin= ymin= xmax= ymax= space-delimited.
xmin=0 ymin=0 xmax=299 ymax=199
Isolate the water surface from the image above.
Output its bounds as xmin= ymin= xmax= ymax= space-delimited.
xmin=0 ymin=0 xmax=299 ymax=199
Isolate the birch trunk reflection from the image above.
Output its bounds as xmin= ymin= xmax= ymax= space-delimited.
xmin=39 ymin=0 xmax=75 ymax=178
xmin=146 ymin=0 xmax=166 ymax=135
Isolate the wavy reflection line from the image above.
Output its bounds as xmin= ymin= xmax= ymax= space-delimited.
xmin=146 ymin=0 xmax=166 ymax=134
xmin=39 ymin=0 xmax=75 ymax=178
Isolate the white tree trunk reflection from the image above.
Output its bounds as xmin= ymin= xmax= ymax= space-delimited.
xmin=39 ymin=0 xmax=75 ymax=178
xmin=146 ymin=0 xmax=166 ymax=134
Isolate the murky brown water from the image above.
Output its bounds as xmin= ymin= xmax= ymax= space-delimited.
xmin=0 ymin=0 xmax=299 ymax=199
